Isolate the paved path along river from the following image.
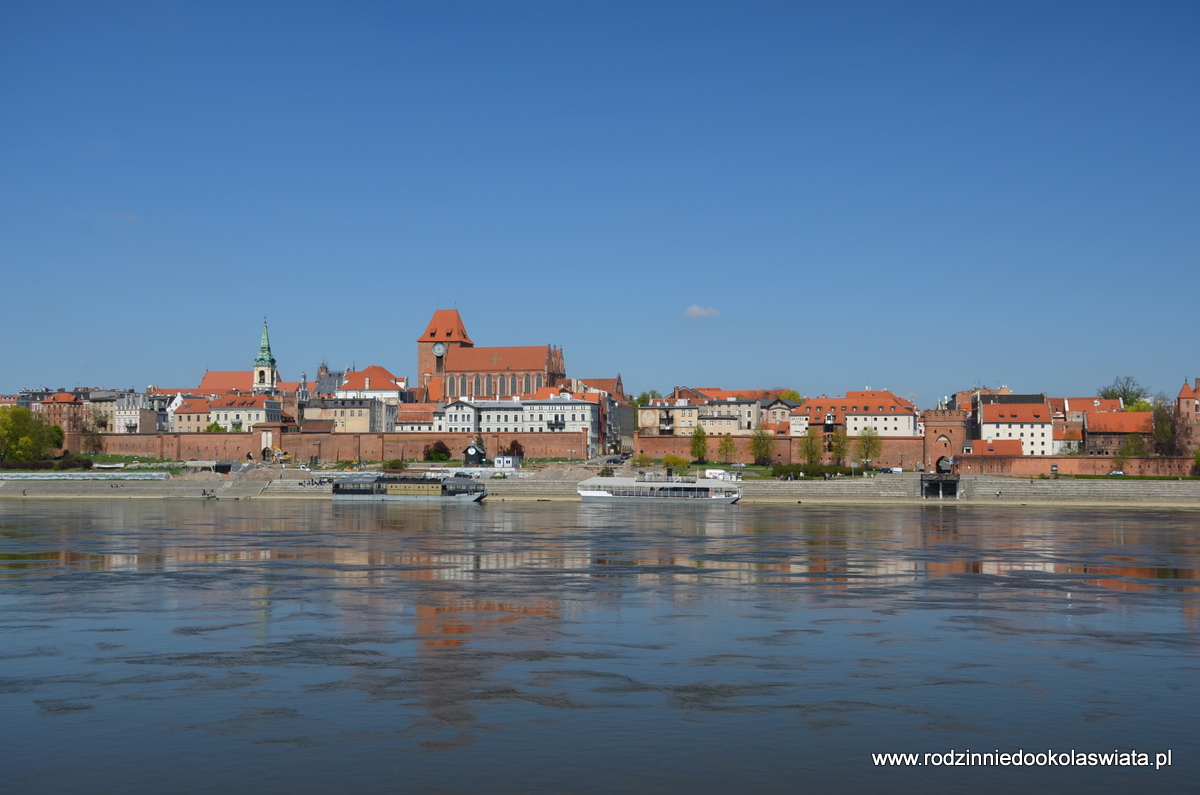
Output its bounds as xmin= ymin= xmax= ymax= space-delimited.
xmin=1 ymin=500 xmax=1197 ymax=793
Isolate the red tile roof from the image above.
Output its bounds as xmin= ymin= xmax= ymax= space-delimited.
xmin=1064 ymin=397 xmax=1122 ymax=414
xmin=973 ymin=439 xmax=1024 ymax=455
xmin=1054 ymin=428 xmax=1083 ymax=441
xmin=578 ymin=378 xmax=623 ymax=396
xmin=981 ymin=403 xmax=1051 ymax=423
xmin=338 ymin=365 xmax=403 ymax=391
xmin=197 ymin=371 xmax=254 ymax=394
xmin=173 ymin=399 xmax=211 ymax=415
xmin=44 ymin=392 xmax=80 ymax=403
xmin=1178 ymin=382 xmax=1195 ymax=400
xmin=445 ymin=346 xmax=554 ymax=372
xmin=419 ymin=309 xmax=474 ymax=345
xmin=1086 ymin=411 xmax=1153 ymax=434
xmin=209 ymin=395 xmax=276 ymax=410
xmin=845 ymin=390 xmax=916 ymax=410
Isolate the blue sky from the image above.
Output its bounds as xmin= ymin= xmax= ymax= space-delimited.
xmin=2 ymin=1 xmax=1197 ymax=406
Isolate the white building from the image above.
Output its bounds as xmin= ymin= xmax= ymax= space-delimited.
xmin=979 ymin=403 xmax=1053 ymax=455
xmin=208 ymin=395 xmax=282 ymax=433
xmin=790 ymin=390 xmax=918 ymax=437
xmin=435 ymin=393 xmax=601 ymax=457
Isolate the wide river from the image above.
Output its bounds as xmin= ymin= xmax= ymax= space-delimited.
xmin=1 ymin=500 xmax=1197 ymax=793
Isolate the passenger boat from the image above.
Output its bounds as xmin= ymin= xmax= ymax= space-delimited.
xmin=332 ymin=473 xmax=486 ymax=502
xmin=577 ymin=474 xmax=742 ymax=504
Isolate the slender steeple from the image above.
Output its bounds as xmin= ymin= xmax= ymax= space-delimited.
xmin=255 ymin=319 xmax=276 ymax=369
xmin=252 ymin=319 xmax=279 ymax=394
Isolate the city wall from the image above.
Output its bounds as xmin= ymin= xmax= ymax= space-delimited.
xmin=71 ymin=430 xmax=591 ymax=463
xmin=633 ymin=433 xmax=924 ymax=469
xmin=957 ymin=454 xmax=1195 ymax=477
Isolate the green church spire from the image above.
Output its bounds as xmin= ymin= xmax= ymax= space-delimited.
xmin=254 ymin=319 xmax=276 ymax=368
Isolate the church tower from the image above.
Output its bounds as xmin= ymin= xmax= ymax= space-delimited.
xmin=417 ymin=309 xmax=474 ymax=388
xmin=252 ymin=320 xmax=279 ymax=394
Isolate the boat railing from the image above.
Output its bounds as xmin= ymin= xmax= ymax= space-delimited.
xmin=635 ymin=474 xmax=697 ymax=483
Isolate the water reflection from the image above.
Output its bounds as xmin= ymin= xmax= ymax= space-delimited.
xmin=0 ymin=501 xmax=1198 ymax=793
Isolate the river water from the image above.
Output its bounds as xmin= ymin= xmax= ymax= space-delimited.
xmin=0 ymin=500 xmax=1197 ymax=793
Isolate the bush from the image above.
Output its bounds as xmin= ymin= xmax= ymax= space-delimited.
xmin=662 ymin=454 xmax=689 ymax=470
xmin=0 ymin=460 xmax=55 ymax=470
xmin=57 ymin=456 xmax=93 ymax=471
xmin=598 ymin=466 xmax=614 ymax=477
xmin=632 ymin=453 xmax=653 ymax=468
xmin=423 ymin=441 xmax=451 ymax=462
xmin=383 ymin=459 xmax=405 ymax=470
xmin=771 ymin=462 xmax=860 ymax=479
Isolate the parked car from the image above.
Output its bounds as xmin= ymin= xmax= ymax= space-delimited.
xmin=1107 ymin=470 xmax=1125 ymax=476
xmin=730 ymin=462 xmax=747 ymax=469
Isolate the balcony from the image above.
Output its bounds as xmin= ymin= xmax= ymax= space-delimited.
xmin=546 ymin=419 xmax=566 ymax=431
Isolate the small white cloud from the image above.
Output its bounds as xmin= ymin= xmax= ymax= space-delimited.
xmin=683 ymin=304 xmax=720 ymax=319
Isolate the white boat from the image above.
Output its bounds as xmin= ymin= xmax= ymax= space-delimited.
xmin=332 ymin=473 xmax=486 ymax=502
xmin=577 ymin=474 xmax=742 ymax=504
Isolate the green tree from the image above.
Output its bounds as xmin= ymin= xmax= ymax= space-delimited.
xmin=632 ymin=453 xmax=653 ymax=468
xmin=749 ymin=425 xmax=775 ymax=464
xmin=800 ymin=427 xmax=823 ymax=465
xmin=423 ymin=440 xmax=451 ymax=461
xmin=855 ymin=427 xmax=882 ymax=468
xmin=0 ymin=406 xmax=64 ymax=462
xmin=689 ymin=425 xmax=708 ymax=462
xmin=779 ymin=389 xmax=803 ymax=403
xmin=1194 ymin=446 xmax=1200 ymax=475
xmin=1151 ymin=401 xmax=1184 ymax=456
xmin=204 ymin=421 xmax=224 ymax=433
xmin=81 ymin=418 xmax=104 ymax=455
xmin=717 ymin=433 xmax=736 ymax=463
xmin=1099 ymin=376 xmax=1150 ymax=406
xmin=829 ymin=429 xmax=850 ymax=465
xmin=1120 ymin=433 xmax=1146 ymax=459
xmin=632 ymin=390 xmax=662 ymax=407
xmin=662 ymin=453 xmax=689 ymax=470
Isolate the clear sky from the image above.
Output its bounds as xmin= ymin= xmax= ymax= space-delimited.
xmin=2 ymin=1 xmax=1197 ymax=406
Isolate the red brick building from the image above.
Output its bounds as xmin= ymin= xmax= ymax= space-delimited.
xmin=417 ymin=310 xmax=566 ymax=401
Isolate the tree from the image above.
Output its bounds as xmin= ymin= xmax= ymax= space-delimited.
xmin=632 ymin=453 xmax=653 ymax=468
xmin=855 ymin=427 xmax=882 ymax=468
xmin=632 ymin=390 xmax=662 ymax=407
xmin=81 ymin=419 xmax=104 ymax=455
xmin=423 ymin=440 xmax=451 ymax=461
xmin=662 ymin=453 xmax=689 ymax=470
xmin=717 ymin=434 xmax=736 ymax=463
xmin=473 ymin=433 xmax=487 ymax=457
xmin=501 ymin=439 xmax=525 ymax=458
xmin=0 ymin=406 xmax=64 ymax=462
xmin=204 ymin=422 xmax=224 ymax=433
xmin=1120 ymin=433 xmax=1146 ymax=460
xmin=779 ymin=389 xmax=803 ymax=403
xmin=1099 ymin=376 xmax=1150 ymax=406
xmin=800 ymin=427 xmax=823 ymax=465
xmin=689 ymin=425 xmax=708 ymax=462
xmin=1194 ymin=446 xmax=1200 ymax=475
xmin=749 ymin=425 xmax=774 ymax=464
xmin=829 ymin=429 xmax=850 ymax=465
xmin=1151 ymin=401 xmax=1185 ymax=457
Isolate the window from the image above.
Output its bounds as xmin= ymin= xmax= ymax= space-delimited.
xmin=524 ymin=375 xmax=531 ymax=393
xmin=486 ymin=375 xmax=493 ymax=395
xmin=510 ymin=375 xmax=518 ymax=394
xmin=474 ymin=376 xmax=481 ymax=395
xmin=536 ymin=375 xmax=543 ymax=390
